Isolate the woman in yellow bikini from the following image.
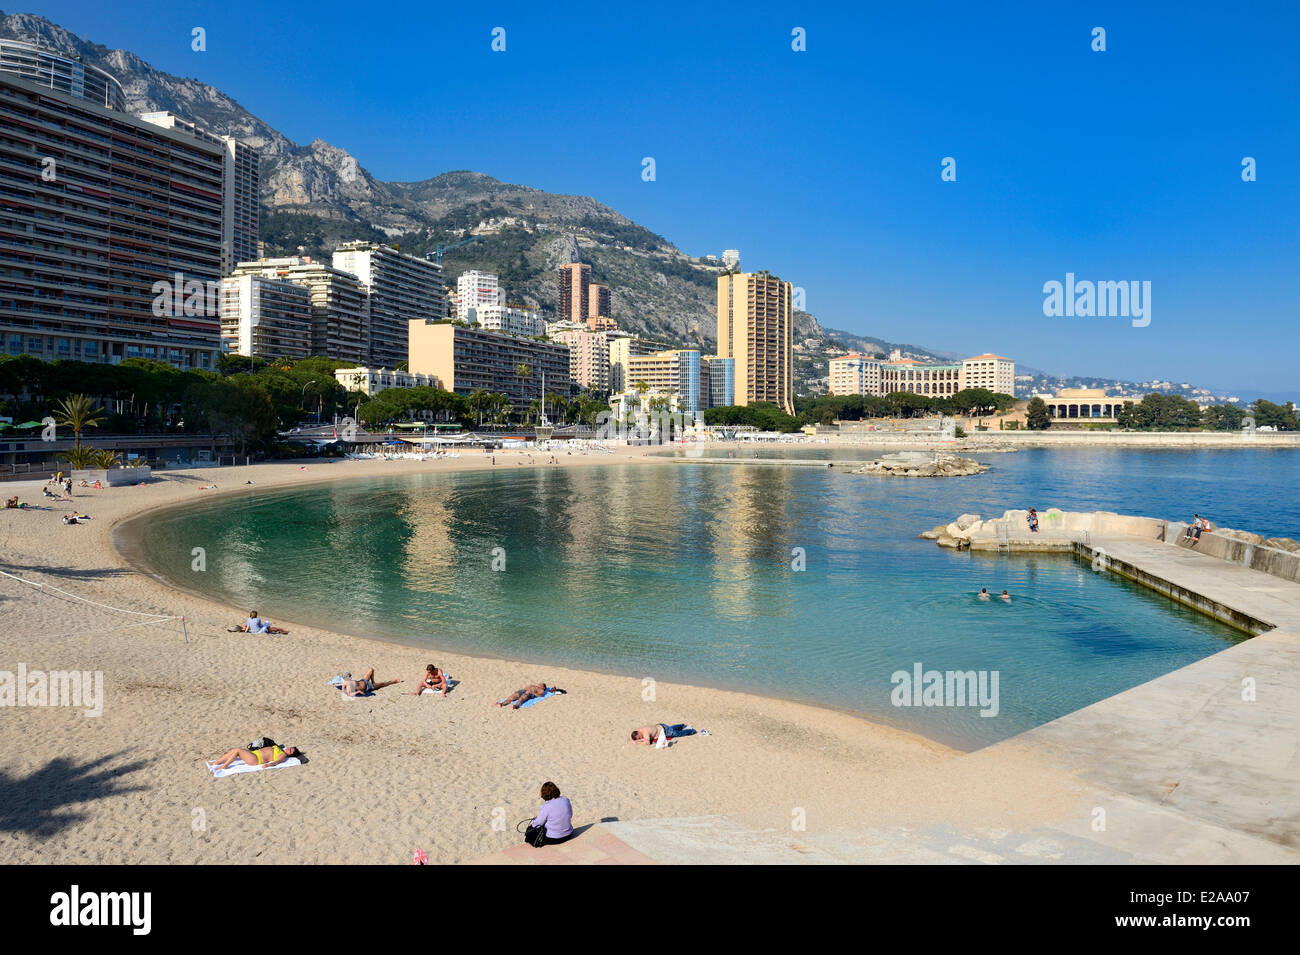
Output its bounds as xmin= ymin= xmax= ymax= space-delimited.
xmin=209 ymin=741 xmax=299 ymax=771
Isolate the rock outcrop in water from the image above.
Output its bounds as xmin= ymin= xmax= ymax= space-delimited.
xmin=853 ymin=452 xmax=988 ymax=478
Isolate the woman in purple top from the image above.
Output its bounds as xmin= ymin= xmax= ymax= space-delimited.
xmin=527 ymin=781 xmax=574 ymax=847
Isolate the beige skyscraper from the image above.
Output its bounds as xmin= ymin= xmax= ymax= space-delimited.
xmin=717 ymin=271 xmax=794 ymax=414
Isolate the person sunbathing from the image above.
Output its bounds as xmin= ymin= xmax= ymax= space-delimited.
xmin=209 ymin=742 xmax=299 ymax=771
xmin=339 ymin=668 xmax=401 ymax=697
xmin=630 ymin=723 xmax=706 ymax=748
xmin=412 ymin=664 xmax=448 ymax=696
xmin=497 ymin=683 xmax=561 ymax=709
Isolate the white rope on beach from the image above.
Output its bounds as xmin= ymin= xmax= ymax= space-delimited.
xmin=0 ymin=568 xmax=190 ymax=642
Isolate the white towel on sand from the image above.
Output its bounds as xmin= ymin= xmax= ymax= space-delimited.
xmin=206 ymin=757 xmax=301 ymax=778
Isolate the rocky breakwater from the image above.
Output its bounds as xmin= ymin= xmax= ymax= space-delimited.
xmin=852 ymin=452 xmax=988 ymax=478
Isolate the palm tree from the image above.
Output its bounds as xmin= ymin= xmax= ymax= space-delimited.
xmin=469 ymin=389 xmax=489 ymax=426
xmin=54 ymin=394 xmax=106 ymax=450
xmin=515 ymin=363 xmax=533 ymax=406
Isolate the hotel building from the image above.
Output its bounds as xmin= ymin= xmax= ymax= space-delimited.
xmin=717 ymin=270 xmax=795 ymax=414
xmin=333 ymin=365 xmax=440 ymax=397
xmin=334 ymin=242 xmax=445 ymax=367
xmin=407 ymin=320 xmax=570 ymax=408
xmin=219 ymin=274 xmax=313 ymax=359
xmin=231 ymin=258 xmax=369 ymax=363
xmin=828 ymin=353 xmax=882 ymax=396
xmin=0 ymin=43 xmax=224 ymax=368
xmin=880 ymin=358 xmax=962 ymax=398
xmin=960 ymin=354 xmax=1016 ymax=396
xmin=608 ymin=333 xmax=667 ymax=394
xmin=140 ymin=111 xmax=261 ymax=275
xmin=626 ymin=349 xmax=703 ymax=415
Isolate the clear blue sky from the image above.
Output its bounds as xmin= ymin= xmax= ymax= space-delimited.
xmin=22 ymin=0 xmax=1300 ymax=395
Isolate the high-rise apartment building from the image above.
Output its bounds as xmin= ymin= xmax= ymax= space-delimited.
xmin=721 ymin=250 xmax=740 ymax=269
xmin=557 ymin=262 xmax=591 ymax=324
xmin=456 ymin=269 xmax=500 ymax=322
xmin=219 ymin=274 xmax=313 ymax=359
xmin=548 ymin=322 xmax=612 ymax=392
xmin=231 ymin=258 xmax=369 ymax=363
xmin=333 ymin=242 xmax=445 ymax=367
xmin=587 ymin=282 xmax=614 ymax=330
xmin=407 ymin=320 xmax=570 ymax=408
xmin=717 ymin=270 xmax=794 ymax=414
xmin=139 ymin=111 xmax=261 ymax=276
xmin=0 ymin=45 xmax=224 ymax=368
xmin=960 ymin=354 xmax=1016 ymax=396
xmin=828 ymin=354 xmax=882 ymax=396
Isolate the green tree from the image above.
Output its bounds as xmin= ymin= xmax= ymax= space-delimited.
xmin=1025 ymin=396 xmax=1051 ymax=430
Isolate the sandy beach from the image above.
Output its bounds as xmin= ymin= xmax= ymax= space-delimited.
xmin=3 ymin=445 xmax=1098 ymax=865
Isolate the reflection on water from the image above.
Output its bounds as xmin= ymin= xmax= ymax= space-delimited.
xmin=128 ymin=453 xmax=1266 ymax=750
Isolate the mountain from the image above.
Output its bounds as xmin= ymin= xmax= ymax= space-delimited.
xmin=0 ymin=11 xmax=1030 ymax=390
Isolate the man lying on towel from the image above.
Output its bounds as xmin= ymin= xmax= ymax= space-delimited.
xmin=496 ymin=682 xmax=565 ymax=709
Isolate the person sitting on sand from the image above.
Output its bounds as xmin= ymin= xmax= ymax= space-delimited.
xmin=339 ymin=668 xmax=402 ymax=697
xmin=978 ymin=588 xmax=991 ymax=601
xmin=497 ymin=683 xmax=561 ymax=709
xmin=61 ymin=514 xmax=80 ymax=525
xmin=1027 ymin=508 xmax=1039 ymax=533
xmin=209 ymin=741 xmax=299 ymax=771
xmin=1000 ymin=589 xmax=1011 ymax=602
xmin=412 ymin=664 xmax=448 ymax=696
xmin=630 ymin=723 xmax=707 ymax=749
xmin=4 ymin=496 xmax=21 ymax=509
xmin=525 ymin=781 xmax=574 ymax=847
xmin=239 ymin=611 xmax=288 ymax=635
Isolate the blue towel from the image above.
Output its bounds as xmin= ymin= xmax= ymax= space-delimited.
xmin=499 ymin=690 xmax=558 ymax=709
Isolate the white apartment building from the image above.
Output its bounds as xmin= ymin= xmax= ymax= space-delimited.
xmin=456 ymin=270 xmax=500 ymax=321
xmin=828 ymin=353 xmax=882 ymax=396
xmin=333 ymin=242 xmax=446 ymax=367
xmin=232 ymin=258 xmax=369 ymax=363
xmin=220 ymin=274 xmax=313 ymax=359
xmin=473 ymin=303 xmax=546 ymax=337
xmin=960 ymin=354 xmax=1016 ymax=396
xmin=333 ymin=366 xmax=440 ymax=397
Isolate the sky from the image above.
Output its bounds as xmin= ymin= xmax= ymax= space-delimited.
xmin=19 ymin=0 xmax=1300 ymax=396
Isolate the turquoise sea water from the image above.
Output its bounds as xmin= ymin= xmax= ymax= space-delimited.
xmin=125 ymin=449 xmax=1298 ymax=749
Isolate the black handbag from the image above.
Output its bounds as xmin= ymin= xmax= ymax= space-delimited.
xmin=524 ymin=824 xmax=547 ymax=848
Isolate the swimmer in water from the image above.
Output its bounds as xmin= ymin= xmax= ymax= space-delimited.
xmin=1000 ymin=590 xmax=1011 ymax=602
xmin=978 ymin=588 xmax=991 ymax=601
